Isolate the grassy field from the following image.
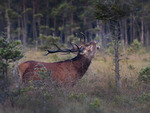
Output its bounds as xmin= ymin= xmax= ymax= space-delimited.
xmin=1 ymin=48 xmax=150 ymax=113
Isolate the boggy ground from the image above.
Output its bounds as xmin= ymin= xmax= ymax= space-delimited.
xmin=1 ymin=49 xmax=150 ymax=113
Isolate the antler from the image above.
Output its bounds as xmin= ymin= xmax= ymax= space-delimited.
xmin=44 ymin=43 xmax=83 ymax=56
xmin=80 ymin=32 xmax=86 ymax=45
xmin=75 ymin=32 xmax=86 ymax=46
xmin=45 ymin=32 xmax=86 ymax=56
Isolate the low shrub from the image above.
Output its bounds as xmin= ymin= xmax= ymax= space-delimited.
xmin=138 ymin=66 xmax=150 ymax=83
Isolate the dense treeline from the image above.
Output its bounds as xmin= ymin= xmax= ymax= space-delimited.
xmin=0 ymin=0 xmax=150 ymax=50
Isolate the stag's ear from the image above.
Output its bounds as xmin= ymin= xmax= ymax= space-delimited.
xmin=80 ymin=46 xmax=90 ymax=55
xmin=90 ymin=45 xmax=93 ymax=51
xmin=80 ymin=49 xmax=86 ymax=55
xmin=86 ymin=45 xmax=92 ymax=51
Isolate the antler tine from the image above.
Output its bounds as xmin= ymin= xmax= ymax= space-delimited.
xmin=74 ymin=43 xmax=80 ymax=50
xmin=44 ymin=51 xmax=50 ymax=56
xmin=80 ymin=32 xmax=86 ymax=45
xmin=44 ymin=44 xmax=65 ymax=56
xmin=70 ymin=42 xmax=75 ymax=49
xmin=44 ymin=49 xmax=61 ymax=56
xmin=75 ymin=32 xmax=82 ymax=47
xmin=44 ymin=43 xmax=84 ymax=56
xmin=72 ymin=43 xmax=84 ymax=52
xmin=70 ymin=42 xmax=80 ymax=49
xmin=53 ymin=44 xmax=61 ymax=50
xmin=79 ymin=35 xmax=82 ymax=47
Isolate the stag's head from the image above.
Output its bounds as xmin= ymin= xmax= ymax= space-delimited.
xmin=76 ymin=33 xmax=100 ymax=60
xmin=79 ymin=41 xmax=100 ymax=59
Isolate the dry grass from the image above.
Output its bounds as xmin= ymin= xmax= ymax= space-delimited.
xmin=1 ymin=49 xmax=150 ymax=113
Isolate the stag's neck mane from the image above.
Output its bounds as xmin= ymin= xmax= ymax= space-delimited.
xmin=57 ymin=53 xmax=92 ymax=77
xmin=74 ymin=54 xmax=92 ymax=73
xmin=59 ymin=53 xmax=92 ymax=65
xmin=72 ymin=54 xmax=91 ymax=63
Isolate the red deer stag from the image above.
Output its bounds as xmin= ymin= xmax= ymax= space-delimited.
xmin=18 ymin=33 xmax=100 ymax=86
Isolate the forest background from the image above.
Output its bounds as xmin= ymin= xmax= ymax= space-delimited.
xmin=0 ymin=0 xmax=149 ymax=49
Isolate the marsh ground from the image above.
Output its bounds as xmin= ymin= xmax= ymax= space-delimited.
xmin=1 ymin=49 xmax=150 ymax=113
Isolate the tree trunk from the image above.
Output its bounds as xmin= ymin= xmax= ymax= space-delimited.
xmin=83 ymin=3 xmax=87 ymax=25
xmin=6 ymin=0 xmax=11 ymax=42
xmin=37 ymin=18 xmax=41 ymax=36
xmin=6 ymin=9 xmax=11 ymax=42
xmin=132 ymin=14 xmax=135 ymax=40
xmin=17 ymin=17 xmax=21 ymax=40
xmin=53 ymin=2 xmax=57 ymax=36
xmin=96 ymin=20 xmax=100 ymax=41
xmin=32 ymin=0 xmax=37 ymax=41
xmin=130 ymin=14 xmax=133 ymax=44
xmin=141 ymin=17 xmax=144 ymax=45
xmin=124 ymin=18 xmax=128 ymax=45
xmin=36 ymin=0 xmax=41 ymax=49
xmin=99 ymin=21 xmax=103 ymax=46
xmin=103 ymin=23 xmax=107 ymax=48
xmin=62 ymin=11 xmax=67 ymax=43
xmin=70 ymin=0 xmax=73 ymax=35
xmin=107 ymin=22 xmax=111 ymax=41
xmin=46 ymin=0 xmax=49 ymax=27
xmin=146 ymin=24 xmax=149 ymax=51
xmin=133 ymin=15 xmax=138 ymax=40
xmin=114 ymin=24 xmax=120 ymax=90
xmin=23 ymin=0 xmax=27 ymax=51
xmin=120 ymin=20 xmax=125 ymax=52
xmin=54 ymin=16 xmax=56 ymax=36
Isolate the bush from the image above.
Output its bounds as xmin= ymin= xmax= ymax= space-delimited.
xmin=136 ymin=93 xmax=150 ymax=103
xmin=0 ymin=37 xmax=23 ymax=104
xmin=88 ymin=97 xmax=104 ymax=113
xmin=68 ymin=92 xmax=87 ymax=102
xmin=128 ymin=64 xmax=135 ymax=70
xmin=138 ymin=66 xmax=150 ymax=82
xmin=107 ymin=40 xmax=121 ymax=55
xmin=39 ymin=34 xmax=60 ymax=50
xmin=127 ymin=39 xmax=142 ymax=55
